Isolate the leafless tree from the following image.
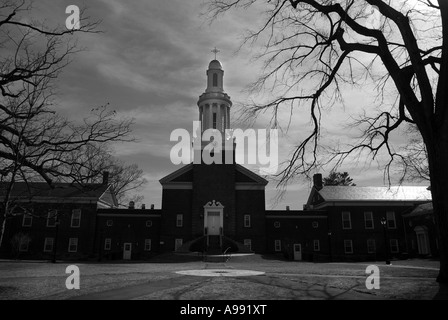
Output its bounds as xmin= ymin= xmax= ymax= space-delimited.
xmin=0 ymin=1 xmax=134 ymax=247
xmin=207 ymin=0 xmax=448 ymax=283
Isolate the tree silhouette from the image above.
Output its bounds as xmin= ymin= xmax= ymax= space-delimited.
xmin=207 ymin=0 xmax=448 ymax=283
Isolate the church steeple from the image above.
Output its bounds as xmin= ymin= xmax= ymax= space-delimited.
xmin=197 ymin=58 xmax=232 ymax=135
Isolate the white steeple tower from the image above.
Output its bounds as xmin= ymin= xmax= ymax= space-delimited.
xmin=197 ymin=57 xmax=232 ymax=134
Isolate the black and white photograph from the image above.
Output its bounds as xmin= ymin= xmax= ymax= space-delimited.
xmin=0 ymin=0 xmax=447 ymax=306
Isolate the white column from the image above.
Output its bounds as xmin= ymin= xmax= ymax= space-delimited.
xmin=227 ymin=107 xmax=230 ymax=128
xmin=217 ymin=104 xmax=222 ymax=132
xmin=209 ymin=104 xmax=213 ymax=130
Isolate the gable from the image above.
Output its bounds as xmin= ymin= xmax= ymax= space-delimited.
xmin=159 ymin=164 xmax=193 ymax=185
xmin=235 ymin=164 xmax=268 ymax=186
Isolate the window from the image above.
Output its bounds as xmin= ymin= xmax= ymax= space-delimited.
xmin=144 ymin=239 xmax=152 ymax=251
xmin=68 ymin=238 xmax=78 ymax=253
xmin=274 ymin=221 xmax=281 ymax=228
xmin=71 ymin=209 xmax=81 ymax=228
xmin=176 ymin=214 xmax=183 ymax=227
xmin=367 ymin=239 xmax=376 ymax=253
xmin=312 ymin=221 xmax=319 ymax=228
xmin=104 ymin=238 xmax=111 ymax=251
xmin=213 ymin=73 xmax=218 ymax=87
xmin=390 ymin=239 xmax=399 ymax=253
xmin=342 ymin=211 xmax=351 ymax=229
xmin=47 ymin=210 xmax=57 ymax=227
xmin=386 ymin=211 xmax=396 ymax=229
xmin=244 ymin=239 xmax=252 ymax=251
xmin=313 ymin=240 xmax=320 ymax=252
xmin=364 ymin=212 xmax=374 ymax=229
xmin=22 ymin=214 xmax=33 ymax=227
xmin=244 ymin=215 xmax=251 ymax=228
xmin=106 ymin=220 xmax=113 ymax=227
xmin=175 ymin=238 xmax=183 ymax=251
xmin=274 ymin=240 xmax=281 ymax=252
xmin=146 ymin=220 xmax=152 ymax=228
xmin=212 ymin=113 xmax=217 ymax=129
xmin=344 ymin=240 xmax=353 ymax=254
xmin=19 ymin=237 xmax=30 ymax=252
xmin=43 ymin=238 xmax=54 ymax=252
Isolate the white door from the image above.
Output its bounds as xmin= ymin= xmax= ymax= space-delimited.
xmin=207 ymin=211 xmax=220 ymax=235
xmin=293 ymin=244 xmax=302 ymax=261
xmin=123 ymin=243 xmax=132 ymax=260
xmin=175 ymin=238 xmax=183 ymax=251
xmin=415 ymin=226 xmax=430 ymax=255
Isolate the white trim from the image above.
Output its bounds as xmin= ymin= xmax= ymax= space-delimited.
xmin=70 ymin=209 xmax=81 ymax=228
xmin=244 ymin=239 xmax=252 ymax=251
xmin=174 ymin=238 xmax=183 ymax=251
xmin=364 ymin=211 xmax=374 ymax=229
xmin=43 ymin=237 xmax=54 ymax=252
xmin=386 ymin=211 xmax=397 ymax=229
xmin=313 ymin=240 xmax=320 ymax=252
xmin=342 ymin=211 xmax=352 ymax=230
xmin=144 ymin=239 xmax=152 ymax=251
xmin=68 ymin=238 xmax=78 ymax=253
xmin=22 ymin=214 xmax=33 ymax=227
xmin=344 ymin=239 xmax=353 ymax=254
xmin=176 ymin=214 xmax=183 ymax=227
xmin=274 ymin=240 xmax=282 ymax=252
xmin=244 ymin=214 xmax=251 ymax=228
xmin=46 ymin=210 xmax=57 ymax=227
xmin=104 ymin=238 xmax=112 ymax=251
xmin=161 ymin=183 xmax=193 ymax=190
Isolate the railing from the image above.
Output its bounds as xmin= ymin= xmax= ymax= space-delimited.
xmin=223 ymin=246 xmax=232 ymax=262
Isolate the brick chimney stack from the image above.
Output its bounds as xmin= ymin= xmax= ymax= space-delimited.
xmin=102 ymin=171 xmax=109 ymax=185
xmin=313 ymin=173 xmax=323 ymax=191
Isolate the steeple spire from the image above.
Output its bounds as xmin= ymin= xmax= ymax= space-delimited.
xmin=211 ymin=47 xmax=220 ymax=60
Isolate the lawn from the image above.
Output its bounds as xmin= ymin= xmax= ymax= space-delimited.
xmin=0 ymin=254 xmax=444 ymax=300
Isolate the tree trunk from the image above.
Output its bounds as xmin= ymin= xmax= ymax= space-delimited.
xmin=427 ymin=137 xmax=448 ymax=283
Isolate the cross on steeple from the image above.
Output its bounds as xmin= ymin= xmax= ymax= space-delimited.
xmin=211 ymin=47 xmax=220 ymax=60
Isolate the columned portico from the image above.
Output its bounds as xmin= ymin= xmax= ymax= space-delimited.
xmin=203 ymin=200 xmax=224 ymax=236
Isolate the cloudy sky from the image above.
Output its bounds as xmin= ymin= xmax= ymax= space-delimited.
xmin=26 ymin=0 xmax=429 ymax=209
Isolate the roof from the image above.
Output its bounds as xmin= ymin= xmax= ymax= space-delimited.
xmin=0 ymin=182 xmax=111 ymax=199
xmin=208 ymin=59 xmax=223 ymax=70
xmin=317 ymin=186 xmax=431 ymax=202
xmin=403 ymin=202 xmax=433 ymax=218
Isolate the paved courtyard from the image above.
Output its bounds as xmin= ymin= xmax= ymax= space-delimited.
xmin=0 ymin=254 xmax=446 ymax=300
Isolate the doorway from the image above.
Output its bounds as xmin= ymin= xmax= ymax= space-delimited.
xmin=123 ymin=242 xmax=132 ymax=260
xmin=293 ymin=243 xmax=302 ymax=261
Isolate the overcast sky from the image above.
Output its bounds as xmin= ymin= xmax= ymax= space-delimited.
xmin=27 ymin=0 xmax=429 ymax=209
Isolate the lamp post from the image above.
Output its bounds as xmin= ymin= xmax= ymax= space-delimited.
xmin=380 ymin=217 xmax=391 ymax=265
xmin=52 ymin=217 xmax=60 ymax=264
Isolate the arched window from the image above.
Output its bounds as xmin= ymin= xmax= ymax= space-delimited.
xmin=213 ymin=73 xmax=218 ymax=87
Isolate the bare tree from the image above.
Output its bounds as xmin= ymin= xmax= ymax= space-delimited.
xmin=0 ymin=1 xmax=135 ymax=247
xmin=207 ymin=0 xmax=448 ymax=283
xmin=68 ymin=143 xmax=148 ymax=207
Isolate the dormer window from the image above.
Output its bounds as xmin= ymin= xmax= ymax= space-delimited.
xmin=213 ymin=73 xmax=218 ymax=87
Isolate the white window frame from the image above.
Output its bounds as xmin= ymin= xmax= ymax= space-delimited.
xmin=106 ymin=219 xmax=113 ymax=227
xmin=144 ymin=239 xmax=152 ymax=251
xmin=46 ymin=210 xmax=57 ymax=227
xmin=43 ymin=237 xmax=54 ymax=252
xmin=344 ymin=240 xmax=353 ymax=254
xmin=104 ymin=238 xmax=112 ymax=251
xmin=313 ymin=240 xmax=320 ymax=252
xmin=244 ymin=239 xmax=252 ymax=251
xmin=70 ymin=209 xmax=81 ymax=228
xmin=146 ymin=220 xmax=152 ymax=227
xmin=68 ymin=238 xmax=78 ymax=253
xmin=364 ymin=211 xmax=374 ymax=229
xmin=274 ymin=240 xmax=281 ymax=252
xmin=367 ymin=239 xmax=376 ymax=254
xmin=342 ymin=211 xmax=352 ymax=230
xmin=386 ymin=211 xmax=397 ymax=229
xmin=390 ymin=239 xmax=399 ymax=253
xmin=176 ymin=214 xmax=183 ymax=227
xmin=274 ymin=221 xmax=281 ymax=228
xmin=312 ymin=221 xmax=319 ymax=228
xmin=22 ymin=214 xmax=33 ymax=227
xmin=244 ymin=214 xmax=251 ymax=228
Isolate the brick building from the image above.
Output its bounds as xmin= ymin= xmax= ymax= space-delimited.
xmin=0 ymin=59 xmax=435 ymax=262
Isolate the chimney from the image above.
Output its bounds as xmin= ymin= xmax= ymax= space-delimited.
xmin=128 ymin=201 xmax=135 ymax=209
xmin=313 ymin=173 xmax=323 ymax=190
xmin=151 ymin=204 xmax=155 ymax=210
xmin=141 ymin=204 xmax=146 ymax=209
xmin=286 ymin=206 xmax=290 ymax=211
xmin=102 ymin=171 xmax=109 ymax=185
